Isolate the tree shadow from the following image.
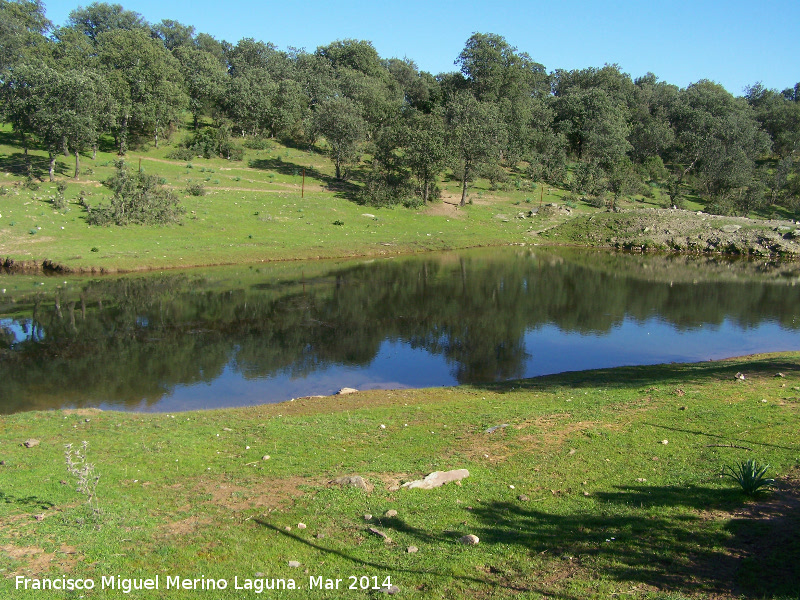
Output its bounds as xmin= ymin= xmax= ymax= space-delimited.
xmin=0 ymin=490 xmax=55 ymax=510
xmin=248 ymin=157 xmax=361 ymax=202
xmin=483 ymin=355 xmax=800 ymax=397
xmin=380 ymin=484 xmax=789 ymax=597
xmin=0 ymin=153 xmax=69 ymax=179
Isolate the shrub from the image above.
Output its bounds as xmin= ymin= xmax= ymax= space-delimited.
xmin=186 ymin=182 xmax=206 ymax=197
xmin=723 ymin=459 xmax=775 ymax=495
xmin=87 ymin=161 xmax=184 ymax=226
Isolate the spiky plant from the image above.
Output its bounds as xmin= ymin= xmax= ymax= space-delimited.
xmin=722 ymin=459 xmax=775 ymax=495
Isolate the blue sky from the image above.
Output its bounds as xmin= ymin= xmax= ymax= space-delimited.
xmin=43 ymin=0 xmax=798 ymax=95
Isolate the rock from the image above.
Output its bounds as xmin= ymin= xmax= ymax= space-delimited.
xmin=735 ymin=372 xmax=746 ymax=380
xmin=776 ymin=372 xmax=785 ymax=378
xmin=368 ymin=527 xmax=392 ymax=543
xmin=460 ymin=534 xmax=480 ymax=545
xmin=517 ymin=494 xmax=529 ymax=502
xmin=361 ymin=213 xmax=376 ymax=219
xmin=636 ymin=478 xmax=647 ymax=483
xmin=568 ymin=448 xmax=577 ymax=455
xmin=262 ymin=455 xmax=270 ymax=460
xmin=382 ymin=585 xmax=401 ymax=595
xmin=364 ymin=514 xmax=372 ymax=521
xmin=23 ymin=439 xmax=40 ymax=448
xmin=288 ymin=561 xmax=301 ymax=568
xmin=330 ymin=475 xmax=373 ymax=492
xmin=222 ymin=427 xmax=233 ymax=432
xmin=485 ymin=423 xmax=508 ymax=434
xmin=402 ymin=469 xmax=469 ymax=490
xmin=661 ymin=439 xmax=669 ymax=445
xmin=297 ymin=523 xmax=306 ymax=529
xmin=721 ymin=224 xmax=741 ymax=233
xmin=337 ymin=387 xmax=358 ymax=395
xmin=316 ymin=533 xmax=325 ymax=539
xmin=406 ymin=546 xmax=418 ymax=553
xmin=384 ymin=509 xmax=398 ymax=518
xmin=0 ymin=460 xmax=5 ymax=466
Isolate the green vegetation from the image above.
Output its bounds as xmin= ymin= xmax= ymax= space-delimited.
xmin=1 ymin=353 xmax=798 ymax=598
xmin=723 ymin=459 xmax=776 ymax=496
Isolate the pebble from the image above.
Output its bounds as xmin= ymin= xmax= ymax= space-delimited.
xmin=364 ymin=514 xmax=372 ymax=521
xmin=262 ymin=455 xmax=270 ymax=460
xmin=460 ymin=534 xmax=480 ymax=545
xmin=661 ymin=439 xmax=669 ymax=445
xmin=297 ymin=523 xmax=306 ymax=529
xmin=406 ymin=546 xmax=418 ymax=553
xmin=382 ymin=585 xmax=401 ymax=595
xmin=384 ymin=509 xmax=398 ymax=518
xmin=23 ymin=439 xmax=40 ymax=448
xmin=288 ymin=561 xmax=300 ymax=568
xmin=517 ymin=494 xmax=529 ymax=501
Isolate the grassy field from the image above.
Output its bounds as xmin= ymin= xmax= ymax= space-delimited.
xmin=1 ymin=353 xmax=799 ymax=598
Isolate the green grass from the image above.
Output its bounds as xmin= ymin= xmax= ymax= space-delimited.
xmin=0 ymin=125 xmax=576 ymax=272
xmin=1 ymin=353 xmax=799 ymax=598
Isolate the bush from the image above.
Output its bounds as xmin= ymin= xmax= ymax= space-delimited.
xmin=87 ymin=161 xmax=184 ymax=226
xmin=186 ymin=183 xmax=206 ymax=197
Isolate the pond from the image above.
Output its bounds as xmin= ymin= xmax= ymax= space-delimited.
xmin=1 ymin=247 xmax=799 ymax=414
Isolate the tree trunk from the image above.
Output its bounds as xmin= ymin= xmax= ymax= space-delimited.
xmin=119 ymin=115 xmax=128 ymax=155
xmin=21 ymin=132 xmax=31 ymax=177
xmin=92 ymin=144 xmax=97 ymax=160
xmin=154 ymin=127 xmax=159 ymax=149
xmin=335 ymin=152 xmax=342 ymax=180
xmin=48 ymin=152 xmax=56 ymax=182
xmin=423 ymin=180 xmax=429 ymax=203
xmin=74 ymin=151 xmax=80 ymax=179
xmin=460 ymin=163 xmax=469 ymax=206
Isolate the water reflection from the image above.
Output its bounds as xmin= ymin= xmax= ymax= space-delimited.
xmin=1 ymin=247 xmax=799 ymax=413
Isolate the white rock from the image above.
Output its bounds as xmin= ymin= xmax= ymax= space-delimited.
xmin=460 ymin=534 xmax=479 ymax=545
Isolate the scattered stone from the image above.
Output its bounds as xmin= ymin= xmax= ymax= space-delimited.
xmin=721 ymin=224 xmax=742 ymax=233
xmin=368 ymin=527 xmax=392 ymax=543
xmin=568 ymin=448 xmax=577 ymax=455
xmin=0 ymin=460 xmax=5 ymax=466
xmin=679 ymin=406 xmax=688 ymax=410
xmin=84 ymin=418 xmax=90 ymax=423
xmin=297 ymin=523 xmax=306 ymax=529
xmin=222 ymin=427 xmax=233 ymax=432
xmin=517 ymin=494 xmax=529 ymax=502
xmin=288 ymin=561 xmax=301 ymax=568
xmin=262 ymin=455 xmax=270 ymax=461
xmin=661 ymin=439 xmax=669 ymax=445
xmin=316 ymin=533 xmax=325 ymax=539
xmin=459 ymin=534 xmax=479 ymax=545
xmin=284 ymin=526 xmax=291 ymax=531
xmin=583 ymin=491 xmax=590 ymax=497
xmin=735 ymin=372 xmax=746 ymax=381
xmin=384 ymin=509 xmax=398 ymax=518
xmin=331 ymin=475 xmax=373 ymax=492
xmin=406 ymin=546 xmax=418 ymax=553
xmin=509 ymin=485 xmax=515 ymax=489
xmin=364 ymin=514 xmax=373 ymax=521
xmin=402 ymin=469 xmax=469 ymax=490
xmin=337 ymin=387 xmax=358 ymax=395
xmin=382 ymin=585 xmax=401 ymax=595
xmin=254 ymin=573 xmax=265 ymax=578
xmin=776 ymin=372 xmax=785 ymax=378
xmin=636 ymin=478 xmax=647 ymax=483
xmin=23 ymin=439 xmax=40 ymax=448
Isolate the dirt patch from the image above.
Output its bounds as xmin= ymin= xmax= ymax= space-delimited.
xmin=198 ymin=475 xmax=314 ymax=512
xmin=422 ymin=201 xmax=465 ymax=219
xmin=163 ymin=516 xmax=212 ymax=537
xmin=1 ymin=544 xmax=79 ymax=576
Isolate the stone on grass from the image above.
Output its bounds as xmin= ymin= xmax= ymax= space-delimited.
xmin=288 ymin=561 xmax=300 ymax=568
xmin=23 ymin=439 xmax=40 ymax=448
xmin=402 ymin=469 xmax=469 ymax=490
xmin=407 ymin=546 xmax=418 ymax=553
xmin=460 ymin=534 xmax=479 ymax=545
xmin=297 ymin=522 xmax=306 ymax=529
xmin=337 ymin=387 xmax=358 ymax=395
xmin=384 ymin=509 xmax=398 ymax=517
xmin=368 ymin=527 xmax=392 ymax=543
xmin=382 ymin=585 xmax=401 ymax=595
xmin=330 ymin=475 xmax=373 ymax=492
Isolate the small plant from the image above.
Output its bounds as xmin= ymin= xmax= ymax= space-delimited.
xmin=332 ymin=219 xmax=344 ymax=226
xmin=91 ymin=247 xmax=99 ymax=252
xmin=186 ymin=182 xmax=206 ymax=197
xmin=723 ymin=459 xmax=775 ymax=495
xmin=64 ymin=441 xmax=100 ymax=511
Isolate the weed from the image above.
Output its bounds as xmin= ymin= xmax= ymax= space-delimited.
xmin=723 ymin=459 xmax=775 ymax=495
xmin=332 ymin=219 xmax=344 ymax=226
xmin=186 ymin=182 xmax=206 ymax=197
xmin=64 ymin=441 xmax=100 ymax=511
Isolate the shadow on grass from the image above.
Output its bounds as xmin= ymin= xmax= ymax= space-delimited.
xmin=252 ymin=518 xmax=512 ymax=592
xmin=484 ymin=354 xmax=799 ymax=397
xmin=0 ymin=490 xmax=55 ymax=510
xmin=381 ymin=483 xmax=799 ymax=597
xmin=248 ymin=157 xmax=361 ymax=202
xmin=0 ymin=153 xmax=69 ymax=180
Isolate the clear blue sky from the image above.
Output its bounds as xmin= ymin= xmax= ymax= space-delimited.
xmin=43 ymin=0 xmax=799 ymax=95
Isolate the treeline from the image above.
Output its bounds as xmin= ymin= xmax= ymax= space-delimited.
xmin=1 ymin=0 xmax=799 ymax=215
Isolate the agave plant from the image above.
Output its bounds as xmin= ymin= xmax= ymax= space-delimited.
xmin=722 ymin=459 xmax=775 ymax=495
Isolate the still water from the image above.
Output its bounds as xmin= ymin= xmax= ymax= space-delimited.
xmin=1 ymin=247 xmax=799 ymax=413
